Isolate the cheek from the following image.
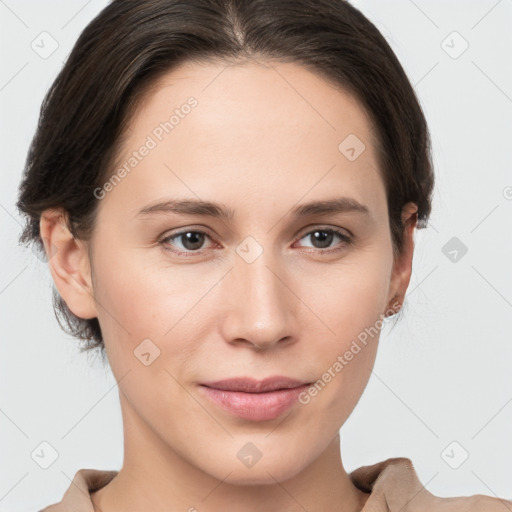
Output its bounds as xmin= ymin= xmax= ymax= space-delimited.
xmin=91 ymin=249 xmax=224 ymax=367
xmin=294 ymin=246 xmax=392 ymax=413
xmin=92 ymin=255 xmax=205 ymax=427
xmin=92 ymin=261 xmax=164 ymax=348
xmin=298 ymin=245 xmax=392 ymax=342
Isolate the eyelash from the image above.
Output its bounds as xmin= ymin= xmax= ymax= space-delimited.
xmin=159 ymin=226 xmax=353 ymax=257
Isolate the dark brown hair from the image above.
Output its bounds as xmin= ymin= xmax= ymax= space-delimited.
xmin=16 ymin=0 xmax=434 ymax=356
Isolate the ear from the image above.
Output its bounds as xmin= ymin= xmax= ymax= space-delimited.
xmin=385 ymin=202 xmax=418 ymax=315
xmin=39 ymin=208 xmax=98 ymax=320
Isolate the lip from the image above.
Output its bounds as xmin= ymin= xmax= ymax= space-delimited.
xmin=198 ymin=376 xmax=311 ymax=421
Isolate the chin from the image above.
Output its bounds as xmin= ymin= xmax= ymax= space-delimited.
xmin=198 ymin=446 xmax=311 ymax=486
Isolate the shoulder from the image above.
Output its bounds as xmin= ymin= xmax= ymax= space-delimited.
xmin=349 ymin=457 xmax=511 ymax=511
xmin=433 ymin=493 xmax=512 ymax=512
xmin=38 ymin=468 xmax=118 ymax=512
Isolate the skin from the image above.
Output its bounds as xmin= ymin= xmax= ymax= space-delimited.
xmin=40 ymin=59 xmax=418 ymax=512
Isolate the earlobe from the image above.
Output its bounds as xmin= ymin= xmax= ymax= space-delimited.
xmin=39 ymin=208 xmax=98 ymax=320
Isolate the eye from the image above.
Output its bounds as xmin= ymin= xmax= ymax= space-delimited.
xmin=295 ymin=227 xmax=352 ymax=252
xmin=160 ymin=229 xmax=215 ymax=256
xmin=159 ymin=226 xmax=353 ymax=257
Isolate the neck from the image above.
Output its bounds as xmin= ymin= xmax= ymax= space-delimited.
xmin=91 ymin=394 xmax=369 ymax=512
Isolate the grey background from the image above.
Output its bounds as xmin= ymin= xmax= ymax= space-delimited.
xmin=1 ymin=0 xmax=511 ymax=509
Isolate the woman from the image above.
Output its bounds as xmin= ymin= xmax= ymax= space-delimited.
xmin=17 ymin=0 xmax=511 ymax=510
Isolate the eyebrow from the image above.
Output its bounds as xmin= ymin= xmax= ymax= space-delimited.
xmin=135 ymin=197 xmax=370 ymax=220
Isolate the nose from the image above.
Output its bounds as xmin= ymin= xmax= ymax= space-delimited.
xmin=219 ymin=249 xmax=296 ymax=351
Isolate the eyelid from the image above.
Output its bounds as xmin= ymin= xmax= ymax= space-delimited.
xmin=295 ymin=224 xmax=352 ymax=240
xmin=160 ymin=226 xmax=217 ymax=248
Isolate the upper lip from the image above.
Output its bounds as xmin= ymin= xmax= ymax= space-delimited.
xmin=200 ymin=376 xmax=311 ymax=393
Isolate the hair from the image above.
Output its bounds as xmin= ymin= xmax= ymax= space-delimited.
xmin=16 ymin=0 xmax=434 ymax=356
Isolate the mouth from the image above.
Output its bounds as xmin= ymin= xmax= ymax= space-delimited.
xmin=198 ymin=376 xmax=312 ymax=421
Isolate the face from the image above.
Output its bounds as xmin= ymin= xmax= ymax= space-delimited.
xmin=43 ymin=59 xmax=415 ymax=484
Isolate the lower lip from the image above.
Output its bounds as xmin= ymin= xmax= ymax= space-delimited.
xmin=198 ymin=384 xmax=310 ymax=421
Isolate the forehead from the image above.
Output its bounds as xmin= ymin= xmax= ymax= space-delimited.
xmin=128 ymin=58 xmax=377 ymax=148
xmin=103 ymin=59 xmax=386 ymax=221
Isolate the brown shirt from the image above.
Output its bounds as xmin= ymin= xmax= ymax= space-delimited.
xmin=39 ymin=457 xmax=511 ymax=511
